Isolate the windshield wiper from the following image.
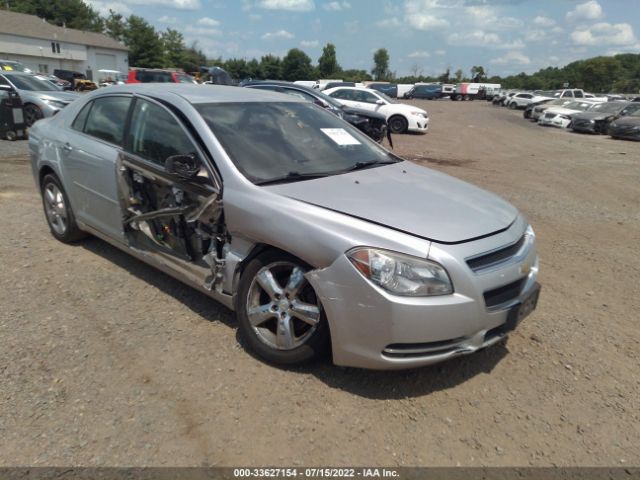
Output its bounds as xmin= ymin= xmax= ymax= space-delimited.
xmin=254 ymin=171 xmax=330 ymax=186
xmin=341 ymin=159 xmax=399 ymax=173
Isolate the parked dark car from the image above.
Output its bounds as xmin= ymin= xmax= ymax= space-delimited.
xmin=367 ymin=83 xmax=398 ymax=98
xmin=404 ymin=84 xmax=442 ymax=100
xmin=523 ymin=99 xmax=553 ymax=119
xmin=244 ymin=80 xmax=389 ymax=144
xmin=608 ymin=110 xmax=640 ymax=140
xmin=571 ymin=102 xmax=640 ymax=134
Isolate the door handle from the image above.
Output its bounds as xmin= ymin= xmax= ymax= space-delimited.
xmin=62 ymin=142 xmax=73 ymax=152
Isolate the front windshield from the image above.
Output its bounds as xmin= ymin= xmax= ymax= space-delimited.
xmin=175 ymin=73 xmax=195 ymax=84
xmin=589 ymin=102 xmax=626 ymax=113
xmin=197 ymin=101 xmax=397 ymax=184
xmin=7 ymin=74 xmax=60 ymax=91
xmin=564 ymin=101 xmax=592 ymax=111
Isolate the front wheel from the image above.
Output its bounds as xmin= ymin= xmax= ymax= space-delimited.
xmin=23 ymin=104 xmax=43 ymax=127
xmin=388 ymin=115 xmax=408 ymax=134
xmin=508 ymin=102 xmax=517 ymax=109
xmin=236 ymin=251 xmax=330 ymax=366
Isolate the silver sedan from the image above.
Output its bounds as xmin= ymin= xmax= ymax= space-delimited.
xmin=29 ymin=84 xmax=540 ymax=369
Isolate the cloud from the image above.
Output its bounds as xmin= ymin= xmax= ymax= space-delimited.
xmin=85 ymin=0 xmax=131 ymax=16
xmin=532 ymin=15 xmax=555 ymax=27
xmin=184 ymin=25 xmax=222 ymax=37
xmin=258 ymin=0 xmax=314 ymax=11
xmin=197 ymin=17 xmax=221 ymax=26
xmin=403 ymin=0 xmax=450 ymax=29
xmin=323 ymin=1 xmax=350 ymax=10
xmin=158 ymin=15 xmax=178 ymax=23
xmin=300 ymin=39 xmax=319 ymax=47
xmin=408 ymin=51 xmax=431 ymax=58
xmin=490 ymin=50 xmax=530 ymax=65
xmin=261 ymin=29 xmax=295 ymax=39
xmin=566 ymin=0 xmax=603 ymax=22
xmin=126 ymin=0 xmax=200 ymax=8
xmin=376 ymin=17 xmax=401 ymax=28
xmin=435 ymin=49 xmax=446 ymax=55
xmin=570 ymin=22 xmax=637 ymax=46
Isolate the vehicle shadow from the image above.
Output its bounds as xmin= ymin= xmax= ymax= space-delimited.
xmin=78 ymin=236 xmax=509 ymax=400
xmin=294 ymin=343 xmax=509 ymax=400
xmin=78 ymin=236 xmax=237 ymax=328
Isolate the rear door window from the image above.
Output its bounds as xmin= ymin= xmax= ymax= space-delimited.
xmin=82 ymin=96 xmax=131 ymax=145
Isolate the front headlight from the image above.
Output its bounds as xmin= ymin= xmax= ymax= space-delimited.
xmin=43 ymin=99 xmax=67 ymax=109
xmin=347 ymin=248 xmax=453 ymax=296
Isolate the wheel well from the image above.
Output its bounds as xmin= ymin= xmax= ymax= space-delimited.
xmin=39 ymin=165 xmax=56 ymax=189
xmin=388 ymin=114 xmax=407 ymax=124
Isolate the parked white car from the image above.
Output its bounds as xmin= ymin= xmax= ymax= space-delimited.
xmin=507 ymin=92 xmax=549 ymax=109
xmin=324 ymin=86 xmax=429 ymax=134
xmin=538 ymin=101 xmax=598 ymax=128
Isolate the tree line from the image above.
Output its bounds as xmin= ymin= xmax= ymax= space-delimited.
xmin=4 ymin=0 xmax=640 ymax=92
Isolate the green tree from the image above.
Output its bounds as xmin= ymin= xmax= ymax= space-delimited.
xmin=371 ymin=48 xmax=390 ymax=81
xmin=162 ymin=28 xmax=186 ymax=69
xmin=470 ymin=65 xmax=485 ymax=82
xmin=6 ymin=0 xmax=103 ymax=31
xmin=104 ymin=9 xmax=126 ymax=42
xmin=181 ymin=43 xmax=207 ymax=73
xmin=124 ymin=15 xmax=165 ymax=68
xmin=341 ymin=69 xmax=371 ymax=82
xmin=281 ymin=49 xmax=314 ymax=81
xmin=438 ymin=68 xmax=450 ymax=83
xmin=318 ymin=43 xmax=341 ymax=78
xmin=454 ymin=69 xmax=464 ymax=82
xmin=259 ymin=54 xmax=282 ymax=79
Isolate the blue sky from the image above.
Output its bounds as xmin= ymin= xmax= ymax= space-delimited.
xmin=86 ymin=0 xmax=640 ymax=77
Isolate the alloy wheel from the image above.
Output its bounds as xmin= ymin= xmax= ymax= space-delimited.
xmin=43 ymin=183 xmax=68 ymax=235
xmin=246 ymin=261 xmax=321 ymax=350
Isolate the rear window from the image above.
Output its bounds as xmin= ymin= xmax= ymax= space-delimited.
xmin=135 ymin=71 xmax=173 ymax=83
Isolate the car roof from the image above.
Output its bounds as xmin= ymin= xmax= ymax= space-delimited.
xmin=89 ymin=83 xmax=305 ymax=104
xmin=325 ymin=86 xmax=378 ymax=93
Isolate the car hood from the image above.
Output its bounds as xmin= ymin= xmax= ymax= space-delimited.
xmin=390 ymin=103 xmax=427 ymax=115
xmin=266 ymin=161 xmax=517 ymax=243
xmin=610 ymin=116 xmax=640 ymax=127
xmin=545 ymin=107 xmax=581 ymax=116
xmin=18 ymin=90 xmax=79 ymax=103
xmin=341 ymin=105 xmax=386 ymax=121
xmin=572 ymin=111 xmax=619 ymax=121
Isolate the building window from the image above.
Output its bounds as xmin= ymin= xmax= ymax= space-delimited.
xmin=38 ymin=64 xmax=48 ymax=74
xmin=51 ymin=42 xmax=55 ymax=53
xmin=56 ymin=43 xmax=60 ymax=53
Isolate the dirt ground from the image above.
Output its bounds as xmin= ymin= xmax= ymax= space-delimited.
xmin=1 ymin=100 xmax=639 ymax=467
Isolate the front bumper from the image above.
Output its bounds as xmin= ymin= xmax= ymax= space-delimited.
xmin=307 ymin=219 xmax=539 ymax=369
xmin=408 ymin=116 xmax=429 ymax=133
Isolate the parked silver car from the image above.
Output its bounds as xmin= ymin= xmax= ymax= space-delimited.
xmin=29 ymin=84 xmax=540 ymax=370
xmin=0 ymin=71 xmax=79 ymax=126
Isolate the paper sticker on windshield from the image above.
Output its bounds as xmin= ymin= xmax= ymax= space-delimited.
xmin=321 ymin=128 xmax=361 ymax=146
xmin=2 ymin=66 xmax=13 ymax=71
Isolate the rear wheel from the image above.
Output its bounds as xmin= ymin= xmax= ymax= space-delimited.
xmin=388 ymin=115 xmax=408 ymax=134
xmin=236 ymin=251 xmax=330 ymax=366
xmin=41 ymin=174 xmax=87 ymax=243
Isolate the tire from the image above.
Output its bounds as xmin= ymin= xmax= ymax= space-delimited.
xmin=508 ymin=102 xmax=517 ymax=109
xmin=41 ymin=173 xmax=87 ymax=243
xmin=454 ymin=94 xmax=463 ymax=101
xmin=388 ymin=115 xmax=408 ymax=134
xmin=23 ymin=104 xmax=44 ymax=127
xmin=5 ymin=130 xmax=16 ymax=141
xmin=236 ymin=250 xmax=331 ymax=366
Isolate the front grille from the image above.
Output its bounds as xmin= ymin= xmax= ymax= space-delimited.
xmin=484 ymin=278 xmax=526 ymax=309
xmin=544 ymin=112 xmax=555 ymax=119
xmin=466 ymin=235 xmax=525 ymax=272
xmin=572 ymin=119 xmax=593 ymax=129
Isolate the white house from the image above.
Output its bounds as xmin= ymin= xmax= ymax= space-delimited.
xmin=0 ymin=10 xmax=128 ymax=82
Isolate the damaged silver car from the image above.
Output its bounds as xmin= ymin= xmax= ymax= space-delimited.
xmin=29 ymin=85 xmax=540 ymax=370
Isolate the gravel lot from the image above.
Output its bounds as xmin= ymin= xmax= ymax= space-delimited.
xmin=1 ymin=100 xmax=639 ymax=467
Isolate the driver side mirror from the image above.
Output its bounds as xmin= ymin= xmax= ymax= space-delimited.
xmin=0 ymin=84 xmax=14 ymax=92
xmin=314 ymin=99 xmax=329 ymax=109
xmin=165 ymin=153 xmax=202 ymax=180
xmin=375 ymin=99 xmax=385 ymax=105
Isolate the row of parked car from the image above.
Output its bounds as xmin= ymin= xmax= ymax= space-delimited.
xmin=492 ymin=88 xmax=640 ymax=141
